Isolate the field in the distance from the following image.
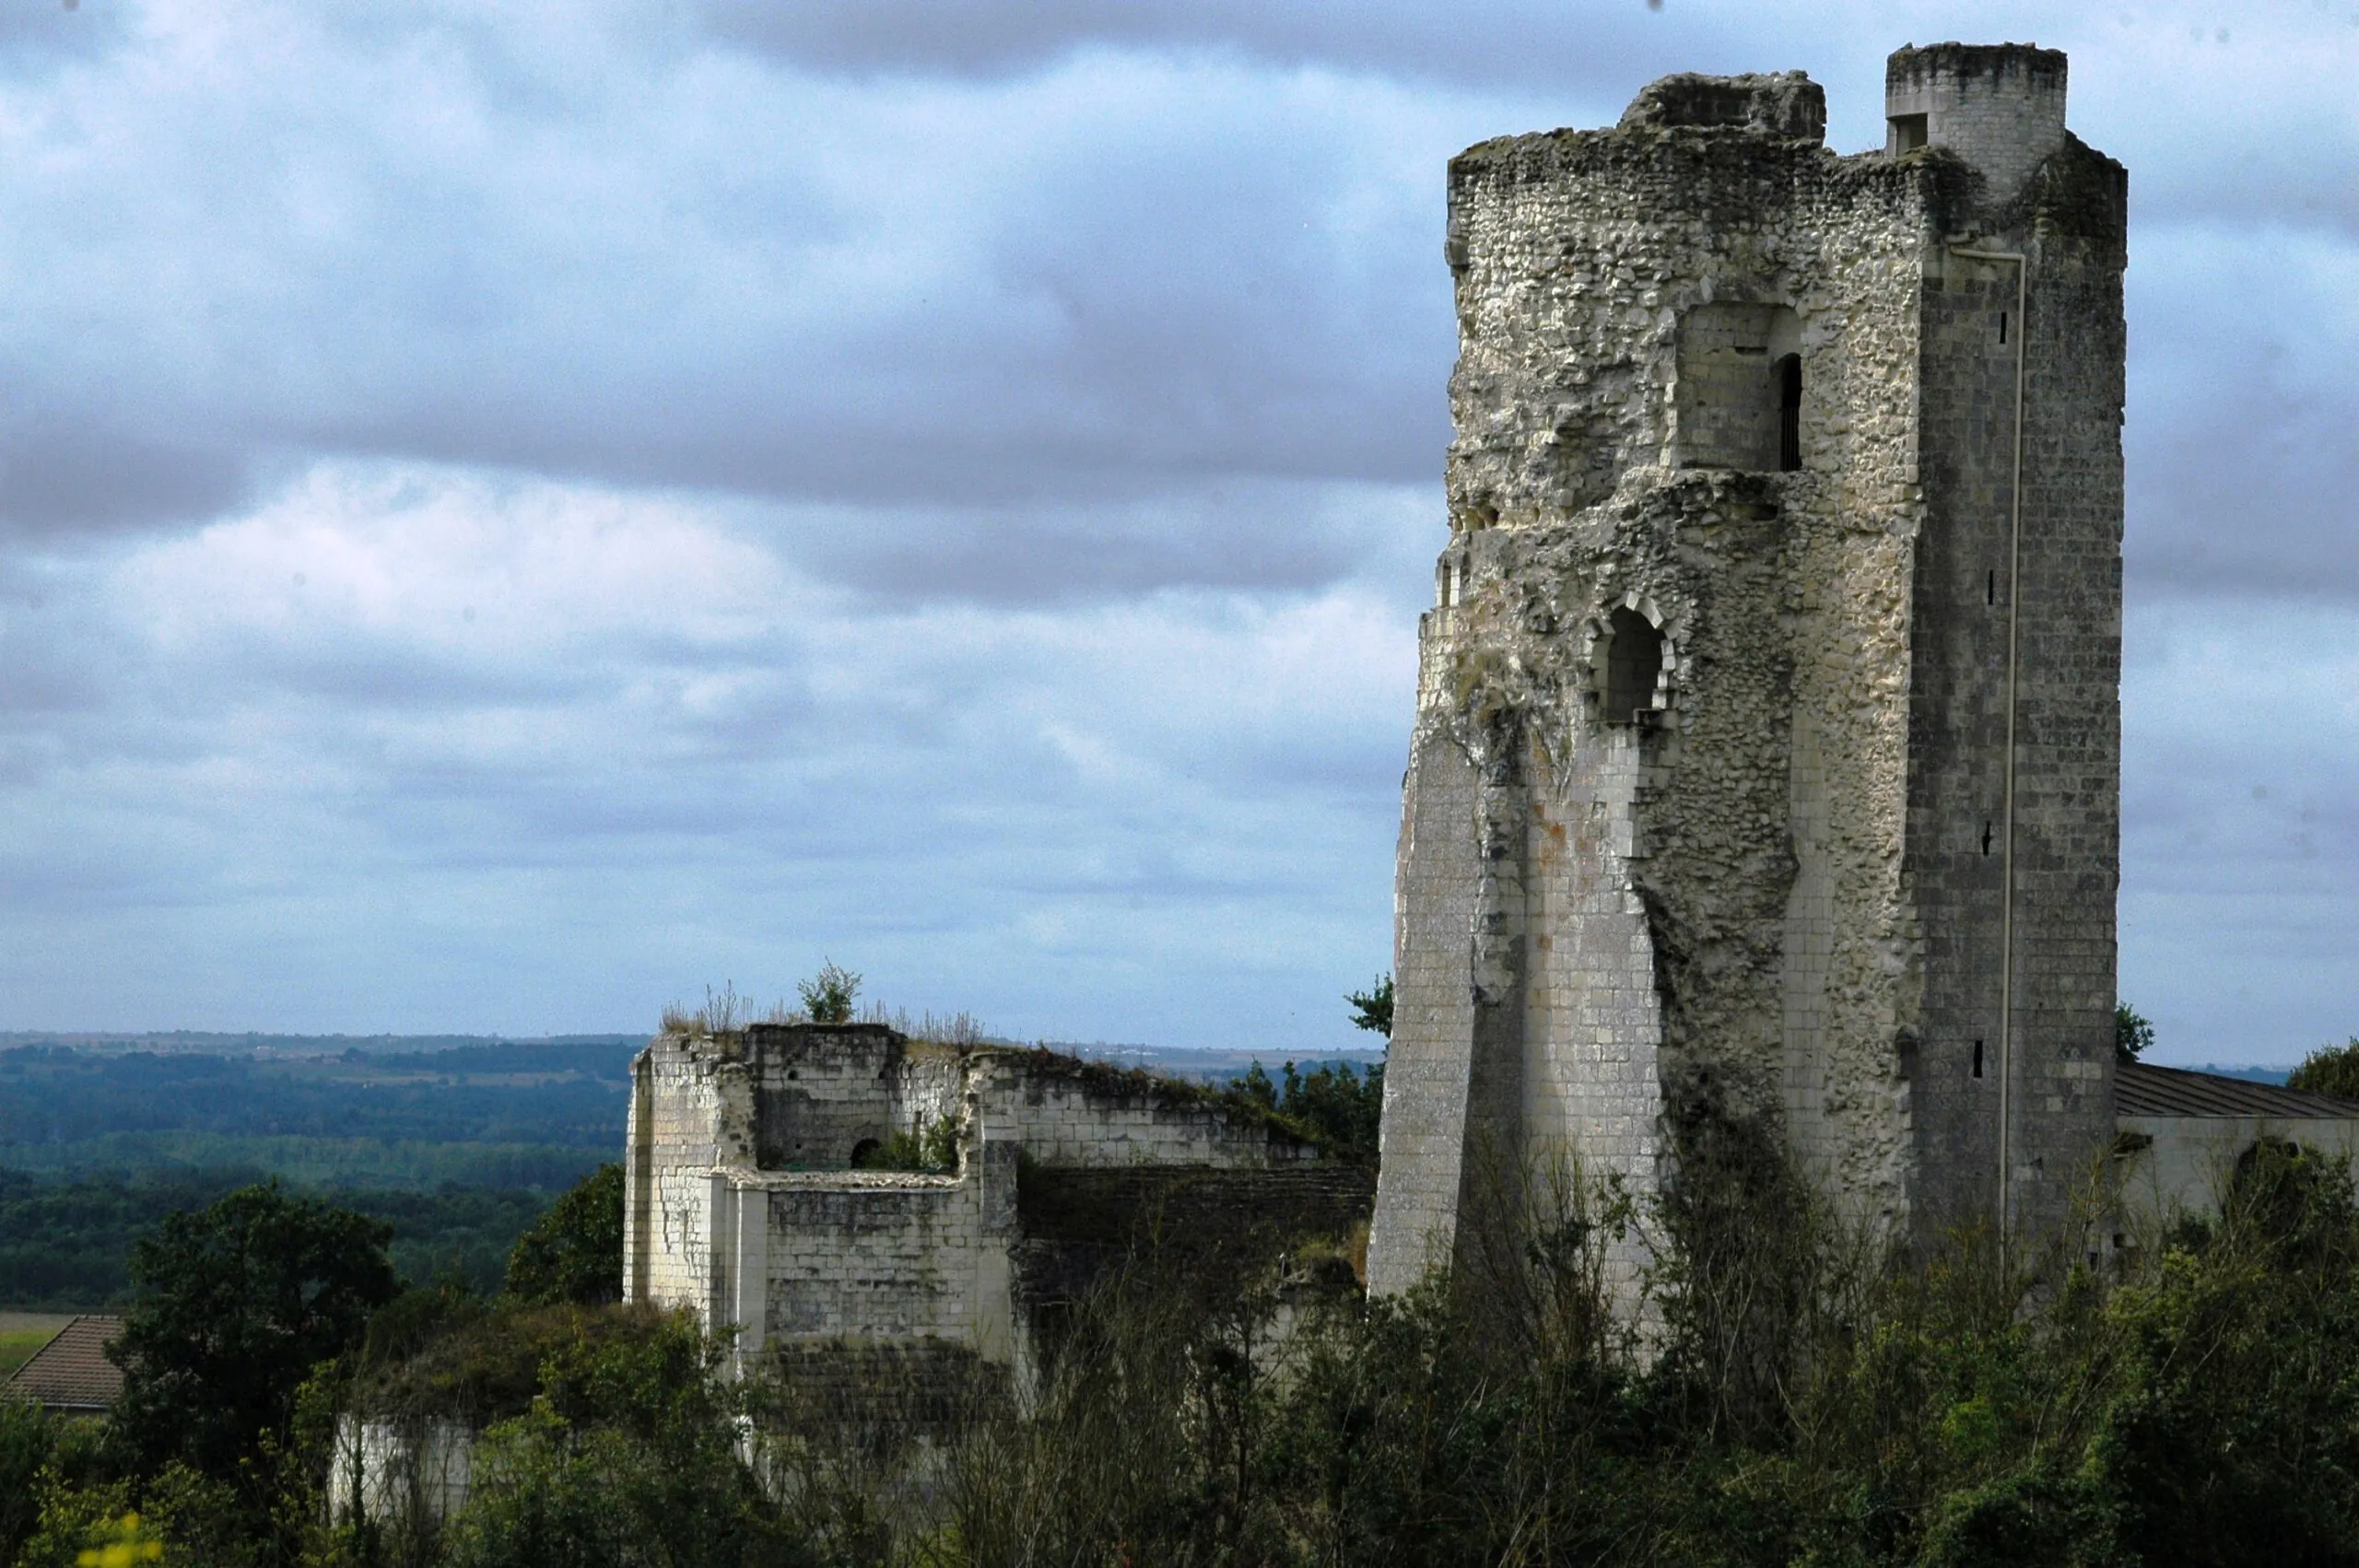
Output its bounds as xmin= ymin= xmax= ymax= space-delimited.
xmin=0 ymin=1311 xmax=74 ymax=1378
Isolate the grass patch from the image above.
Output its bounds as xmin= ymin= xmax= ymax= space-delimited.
xmin=0 ymin=1324 xmax=61 ymax=1379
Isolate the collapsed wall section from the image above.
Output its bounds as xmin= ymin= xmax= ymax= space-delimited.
xmin=631 ymin=1027 xmax=1356 ymax=1410
xmin=974 ymin=1051 xmax=1321 ymax=1167
xmin=740 ymin=1023 xmax=964 ymax=1170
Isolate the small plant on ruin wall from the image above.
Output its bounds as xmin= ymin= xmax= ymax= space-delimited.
xmin=659 ymin=980 xmax=750 ymax=1035
xmin=852 ymin=1114 xmax=961 ymax=1174
xmin=857 ymin=1005 xmax=989 ymax=1047
xmin=798 ymin=962 xmax=861 ymax=1024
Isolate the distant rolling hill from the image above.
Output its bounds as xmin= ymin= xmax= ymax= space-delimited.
xmin=0 ymin=1035 xmax=642 ymax=1186
xmin=0 ymin=1035 xmax=648 ymax=1307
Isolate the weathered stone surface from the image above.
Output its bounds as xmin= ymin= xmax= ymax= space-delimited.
xmin=1369 ymin=42 xmax=2126 ymax=1293
xmin=625 ymin=1024 xmax=1368 ymax=1408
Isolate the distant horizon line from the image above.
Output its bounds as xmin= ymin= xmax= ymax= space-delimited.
xmin=0 ymin=1028 xmax=1389 ymax=1061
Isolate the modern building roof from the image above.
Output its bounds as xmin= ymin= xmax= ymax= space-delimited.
xmin=2 ymin=1315 xmax=123 ymax=1412
xmin=2116 ymin=1060 xmax=2359 ymax=1121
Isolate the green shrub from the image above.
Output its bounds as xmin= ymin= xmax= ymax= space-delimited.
xmin=500 ymin=1164 xmax=623 ymax=1306
xmin=438 ymin=1312 xmax=804 ymax=1568
xmin=850 ymin=1117 xmax=957 ymax=1174
xmin=797 ymin=964 xmax=861 ymax=1026
xmin=2287 ymin=1036 xmax=2359 ymax=1100
xmin=2116 ymin=1000 xmax=2155 ymax=1061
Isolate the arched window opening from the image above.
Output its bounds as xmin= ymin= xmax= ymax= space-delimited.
xmin=850 ymin=1138 xmax=883 ymax=1169
xmin=1776 ymin=353 xmax=1802 ymax=471
xmin=1604 ymin=607 xmax=1664 ymax=724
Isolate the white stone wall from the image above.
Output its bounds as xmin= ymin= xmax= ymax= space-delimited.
xmin=626 ymin=1032 xmax=751 ymax=1314
xmin=2118 ymin=1115 xmax=2359 ymax=1221
xmin=631 ymin=1029 xmax=1313 ymax=1366
xmin=328 ymin=1416 xmax=474 ymax=1528
xmin=757 ymin=1174 xmax=984 ymax=1340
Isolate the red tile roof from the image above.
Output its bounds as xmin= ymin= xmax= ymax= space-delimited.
xmin=2117 ymin=1061 xmax=2359 ymax=1120
xmin=3 ymin=1316 xmax=123 ymax=1412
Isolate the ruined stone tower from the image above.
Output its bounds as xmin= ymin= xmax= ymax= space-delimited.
xmin=1367 ymin=44 xmax=2127 ymax=1292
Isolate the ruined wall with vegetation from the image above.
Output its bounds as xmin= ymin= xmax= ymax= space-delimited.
xmin=628 ymin=1025 xmax=1369 ymax=1422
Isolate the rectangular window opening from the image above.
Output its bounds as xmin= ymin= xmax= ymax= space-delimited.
xmin=1972 ymin=1039 xmax=1984 ymax=1079
xmin=1999 ymin=310 xmax=2009 ymax=345
xmin=1890 ymin=113 xmax=1928 ymax=155
xmin=1987 ymin=569 xmax=1996 ymax=605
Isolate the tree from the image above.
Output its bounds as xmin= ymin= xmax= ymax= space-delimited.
xmin=1233 ymin=1059 xmax=1385 ymax=1164
xmin=440 ymin=1313 xmax=801 ymax=1568
xmin=2288 ymin=1037 xmax=2359 ymax=1100
xmin=2115 ymin=1000 xmax=2155 ymax=1061
xmin=1347 ymin=973 xmax=1394 ymax=1039
xmin=1279 ymin=1059 xmax=1385 ymax=1164
xmin=798 ymin=961 xmax=861 ymax=1024
xmin=503 ymin=1164 xmax=625 ymax=1306
xmin=111 ymin=1183 xmax=399 ymax=1481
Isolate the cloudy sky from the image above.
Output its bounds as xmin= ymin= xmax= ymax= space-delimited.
xmin=0 ymin=1 xmax=2352 ymax=1063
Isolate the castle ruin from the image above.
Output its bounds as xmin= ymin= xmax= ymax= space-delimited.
xmin=624 ymin=1024 xmax=1372 ymax=1397
xmin=1368 ymin=44 xmax=2130 ymax=1288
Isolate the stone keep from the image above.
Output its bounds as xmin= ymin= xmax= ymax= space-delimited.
xmin=1367 ymin=44 xmax=2128 ymax=1291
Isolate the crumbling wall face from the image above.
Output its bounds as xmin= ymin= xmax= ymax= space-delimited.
xmin=1768 ymin=505 xmax=1921 ymax=1224
xmin=742 ymin=1024 xmax=966 ymax=1171
xmin=974 ymin=1059 xmax=1317 ymax=1168
xmin=1371 ymin=112 xmax=1935 ymax=1289
xmin=625 ymin=1033 xmax=754 ymax=1312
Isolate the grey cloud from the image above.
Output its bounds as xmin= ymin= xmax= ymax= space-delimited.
xmin=2123 ymin=243 xmax=2359 ymax=603
xmin=0 ymin=26 xmax=1456 ymax=547
xmin=776 ymin=485 xmax=1407 ymax=608
xmin=0 ymin=0 xmax=128 ymax=72
xmin=0 ymin=415 xmax=250 ymax=538
xmin=689 ymin=0 xmax=1732 ymax=91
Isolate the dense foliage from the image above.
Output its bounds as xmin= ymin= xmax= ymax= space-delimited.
xmin=20 ymin=1053 xmax=2359 ymax=1565
xmin=499 ymin=1164 xmax=624 ymax=1307
xmin=0 ymin=1041 xmax=630 ymax=1188
xmin=111 ymin=1184 xmax=401 ymax=1483
xmin=920 ymin=1139 xmax=2359 ymax=1567
xmin=0 ymin=1171 xmax=561 ymax=1306
xmin=2289 ymin=1036 xmax=2359 ymax=1100
xmin=0 ymin=1040 xmax=632 ymax=1150
xmin=1235 ymin=1058 xmax=1385 ymax=1164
